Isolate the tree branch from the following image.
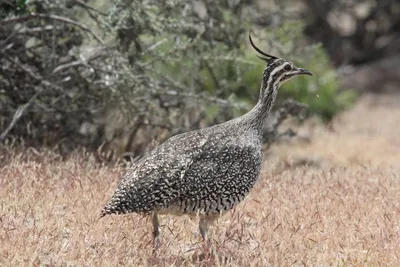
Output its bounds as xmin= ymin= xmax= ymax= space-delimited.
xmin=0 ymin=90 xmax=42 ymax=142
xmin=263 ymin=98 xmax=308 ymax=146
xmin=0 ymin=55 xmax=64 ymax=142
xmin=70 ymin=0 xmax=107 ymax=16
xmin=2 ymin=13 xmax=104 ymax=45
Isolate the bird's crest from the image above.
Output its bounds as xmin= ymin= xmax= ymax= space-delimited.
xmin=249 ymin=31 xmax=278 ymax=65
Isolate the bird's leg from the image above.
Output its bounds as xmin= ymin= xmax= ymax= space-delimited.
xmin=199 ymin=215 xmax=218 ymax=257
xmin=199 ymin=215 xmax=218 ymax=242
xmin=152 ymin=212 xmax=161 ymax=251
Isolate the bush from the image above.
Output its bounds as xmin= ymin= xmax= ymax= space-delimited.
xmin=197 ymin=22 xmax=358 ymax=122
xmin=0 ymin=0 xmax=356 ymax=158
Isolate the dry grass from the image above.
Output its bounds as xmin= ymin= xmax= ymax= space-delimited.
xmin=1 ymin=94 xmax=400 ymax=266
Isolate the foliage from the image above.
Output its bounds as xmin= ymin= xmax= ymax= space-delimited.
xmin=0 ymin=0 xmax=28 ymax=18
xmin=0 ymin=0 xmax=357 ymax=158
xmin=197 ymin=22 xmax=358 ymax=122
xmin=279 ymin=43 xmax=357 ymax=121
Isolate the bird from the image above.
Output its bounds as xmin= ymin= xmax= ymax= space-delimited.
xmin=100 ymin=32 xmax=312 ymax=249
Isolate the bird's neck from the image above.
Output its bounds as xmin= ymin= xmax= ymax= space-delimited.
xmin=242 ymin=79 xmax=279 ymax=134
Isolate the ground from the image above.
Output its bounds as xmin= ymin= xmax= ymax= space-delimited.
xmin=1 ymin=94 xmax=400 ymax=266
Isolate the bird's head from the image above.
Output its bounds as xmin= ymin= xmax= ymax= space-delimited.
xmin=249 ymin=33 xmax=312 ymax=87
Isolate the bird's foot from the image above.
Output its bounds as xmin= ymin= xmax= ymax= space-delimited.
xmin=152 ymin=235 xmax=161 ymax=254
xmin=190 ymin=239 xmax=216 ymax=264
xmin=202 ymin=238 xmax=216 ymax=258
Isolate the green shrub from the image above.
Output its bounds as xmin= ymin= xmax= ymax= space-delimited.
xmin=186 ymin=22 xmax=358 ymax=122
xmin=0 ymin=0 xmax=28 ymax=18
xmin=277 ymin=43 xmax=358 ymax=121
xmin=0 ymin=0 xmax=357 ymax=156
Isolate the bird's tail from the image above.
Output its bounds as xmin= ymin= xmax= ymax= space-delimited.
xmin=99 ymin=206 xmax=112 ymax=220
xmin=99 ymin=197 xmax=130 ymax=219
xmin=99 ymin=208 xmax=108 ymax=218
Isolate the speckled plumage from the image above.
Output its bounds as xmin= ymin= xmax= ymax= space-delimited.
xmin=102 ymin=120 xmax=262 ymax=217
xmin=101 ymin=34 xmax=312 ymax=247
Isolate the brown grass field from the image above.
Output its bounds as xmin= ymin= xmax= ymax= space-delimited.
xmin=1 ymin=94 xmax=400 ymax=266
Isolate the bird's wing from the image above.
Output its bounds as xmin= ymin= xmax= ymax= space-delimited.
xmin=171 ymin=141 xmax=262 ymax=213
xmin=101 ymin=129 xmax=261 ymax=216
xmin=101 ymin=130 xmax=208 ymax=216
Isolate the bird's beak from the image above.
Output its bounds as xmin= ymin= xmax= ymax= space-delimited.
xmin=298 ymin=68 xmax=312 ymax=76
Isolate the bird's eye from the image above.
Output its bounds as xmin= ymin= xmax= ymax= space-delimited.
xmin=284 ymin=65 xmax=292 ymax=71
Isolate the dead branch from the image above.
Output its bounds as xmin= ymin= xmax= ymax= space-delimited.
xmin=0 ymin=90 xmax=42 ymax=142
xmin=263 ymin=98 xmax=308 ymax=146
xmin=70 ymin=0 xmax=107 ymax=16
xmin=2 ymin=13 xmax=104 ymax=45
xmin=0 ymin=55 xmax=64 ymax=142
xmin=51 ymin=47 xmax=106 ymax=74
